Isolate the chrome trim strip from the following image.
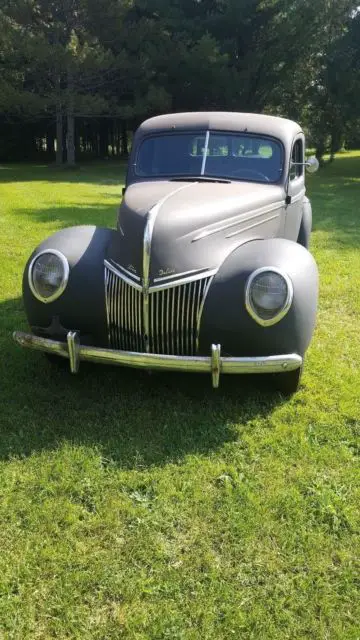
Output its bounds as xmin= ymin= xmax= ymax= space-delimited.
xmin=175 ymin=285 xmax=181 ymax=355
xmin=149 ymin=268 xmax=218 ymax=293
xmin=104 ymin=260 xmax=143 ymax=291
xmin=143 ymin=288 xmax=150 ymax=352
xmin=107 ymin=258 xmax=141 ymax=282
xmin=125 ymin=277 xmax=131 ymax=350
xmin=165 ymin=289 xmax=170 ymax=355
xmin=137 ymin=287 xmax=142 ymax=352
xmin=192 ymin=201 xmax=285 ymax=242
xmin=104 ymin=267 xmax=111 ymax=345
xmin=118 ymin=275 xmax=123 ymax=349
xmin=28 ymin=249 xmax=70 ymax=304
xmin=201 ymin=130 xmax=210 ymax=175
xmin=170 ymin=286 xmax=175 ymax=355
xmin=245 ymin=266 xmax=294 ymax=327
xmin=67 ymin=331 xmax=80 ymax=373
xmin=225 ymin=213 xmax=279 ymax=239
xmin=13 ymin=332 xmax=303 ymax=386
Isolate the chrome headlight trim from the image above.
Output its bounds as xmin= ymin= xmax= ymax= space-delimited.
xmin=28 ymin=249 xmax=70 ymax=304
xmin=245 ymin=266 xmax=293 ymax=327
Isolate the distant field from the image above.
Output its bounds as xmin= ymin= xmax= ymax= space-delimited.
xmin=0 ymin=154 xmax=359 ymax=639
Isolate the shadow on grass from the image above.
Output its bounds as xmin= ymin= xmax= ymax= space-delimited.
xmin=0 ymin=162 xmax=127 ymax=186
xmin=15 ymin=204 xmax=119 ymax=231
xmin=1 ymin=297 xmax=286 ymax=469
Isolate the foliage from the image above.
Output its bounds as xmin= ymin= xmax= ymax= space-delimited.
xmin=0 ymin=1 xmax=359 ymax=163
xmin=309 ymin=8 xmax=360 ymax=160
xmin=0 ymin=155 xmax=359 ymax=638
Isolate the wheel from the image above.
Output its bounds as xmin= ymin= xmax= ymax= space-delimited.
xmin=272 ymin=365 xmax=303 ymax=396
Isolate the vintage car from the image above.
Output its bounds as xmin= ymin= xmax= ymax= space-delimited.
xmin=14 ymin=112 xmax=319 ymax=394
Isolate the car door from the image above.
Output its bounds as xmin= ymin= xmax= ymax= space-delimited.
xmin=284 ymin=135 xmax=306 ymax=241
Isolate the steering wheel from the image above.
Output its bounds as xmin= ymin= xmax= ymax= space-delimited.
xmin=232 ymin=168 xmax=270 ymax=182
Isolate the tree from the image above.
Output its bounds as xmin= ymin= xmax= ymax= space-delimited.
xmin=0 ymin=0 xmax=359 ymax=163
xmin=0 ymin=0 xmax=116 ymax=164
xmin=308 ymin=7 xmax=360 ymax=160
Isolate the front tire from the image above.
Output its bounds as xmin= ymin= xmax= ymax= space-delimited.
xmin=272 ymin=365 xmax=303 ymax=396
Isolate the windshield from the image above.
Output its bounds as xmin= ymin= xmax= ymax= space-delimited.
xmin=136 ymin=131 xmax=284 ymax=183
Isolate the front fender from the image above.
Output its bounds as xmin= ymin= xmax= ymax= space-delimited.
xmin=297 ymin=196 xmax=312 ymax=249
xmin=23 ymin=225 xmax=116 ymax=346
xmin=199 ymin=238 xmax=318 ymax=357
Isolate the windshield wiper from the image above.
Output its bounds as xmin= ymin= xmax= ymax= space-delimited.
xmin=170 ymin=176 xmax=231 ymax=184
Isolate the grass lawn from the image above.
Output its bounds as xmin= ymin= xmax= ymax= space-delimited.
xmin=0 ymin=154 xmax=359 ymax=639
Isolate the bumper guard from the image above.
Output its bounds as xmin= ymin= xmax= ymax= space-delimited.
xmin=13 ymin=331 xmax=302 ymax=389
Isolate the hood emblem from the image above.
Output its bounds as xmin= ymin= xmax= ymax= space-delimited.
xmin=158 ymin=267 xmax=175 ymax=277
xmin=127 ymin=264 xmax=137 ymax=274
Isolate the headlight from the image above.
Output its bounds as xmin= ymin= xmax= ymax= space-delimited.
xmin=245 ymin=267 xmax=293 ymax=326
xmin=28 ymin=250 xmax=69 ymax=303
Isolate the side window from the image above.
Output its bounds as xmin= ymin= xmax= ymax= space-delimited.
xmin=290 ymin=139 xmax=304 ymax=180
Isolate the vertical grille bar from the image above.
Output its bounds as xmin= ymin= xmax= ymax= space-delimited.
xmin=169 ymin=289 xmax=176 ymax=353
xmin=165 ymin=289 xmax=170 ymax=355
xmin=105 ymin=266 xmax=211 ymax=356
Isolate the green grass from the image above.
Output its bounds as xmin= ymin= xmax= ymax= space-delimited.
xmin=0 ymin=155 xmax=359 ymax=639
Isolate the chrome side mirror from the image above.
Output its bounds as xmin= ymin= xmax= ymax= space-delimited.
xmin=305 ymin=156 xmax=319 ymax=174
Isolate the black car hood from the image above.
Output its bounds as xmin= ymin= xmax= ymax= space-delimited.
xmin=106 ymin=179 xmax=285 ymax=284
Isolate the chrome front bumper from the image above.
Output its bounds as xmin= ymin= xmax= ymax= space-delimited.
xmin=13 ymin=331 xmax=302 ymax=388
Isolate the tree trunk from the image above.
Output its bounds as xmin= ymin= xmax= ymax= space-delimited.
xmin=99 ymin=121 xmax=108 ymax=157
xmin=75 ymin=121 xmax=81 ymax=157
xmin=47 ymin=127 xmax=55 ymax=159
xmin=330 ymin=126 xmax=342 ymax=163
xmin=111 ymin=120 xmax=116 ymax=156
xmin=66 ymin=72 xmax=75 ymax=166
xmin=66 ymin=112 xmax=75 ymax=166
xmin=116 ymin=125 xmax=121 ymax=156
xmin=56 ymin=104 xmax=63 ymax=165
xmin=121 ymin=121 xmax=128 ymax=157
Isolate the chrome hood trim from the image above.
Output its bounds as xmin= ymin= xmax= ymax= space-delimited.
xmin=110 ymin=180 xmax=285 ymax=283
xmin=142 ymin=183 xmax=194 ymax=290
xmin=105 ymin=258 xmax=217 ymax=292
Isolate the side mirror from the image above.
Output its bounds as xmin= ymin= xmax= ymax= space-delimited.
xmin=305 ymin=156 xmax=319 ymax=174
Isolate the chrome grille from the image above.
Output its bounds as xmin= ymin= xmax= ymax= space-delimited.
xmin=105 ymin=267 xmax=211 ymax=355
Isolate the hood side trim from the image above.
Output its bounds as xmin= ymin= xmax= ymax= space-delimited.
xmin=225 ymin=213 xmax=280 ymax=239
xmin=191 ymin=200 xmax=285 ymax=242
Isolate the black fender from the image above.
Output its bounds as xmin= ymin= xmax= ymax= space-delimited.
xmin=23 ymin=225 xmax=116 ymax=346
xmin=297 ymin=196 xmax=312 ymax=249
xmin=199 ymin=238 xmax=318 ymax=358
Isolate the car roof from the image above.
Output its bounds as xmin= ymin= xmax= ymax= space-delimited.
xmin=137 ymin=112 xmax=303 ymax=143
